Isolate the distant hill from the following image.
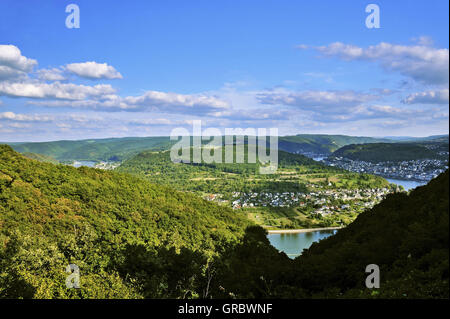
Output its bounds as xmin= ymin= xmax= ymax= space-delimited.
xmin=117 ymin=146 xmax=392 ymax=230
xmin=214 ymin=170 xmax=449 ymax=298
xmin=8 ymin=136 xmax=175 ymax=162
xmin=422 ymin=135 xmax=450 ymax=143
xmin=383 ymin=134 xmax=449 ymax=142
xmin=5 ymin=134 xmax=398 ymax=162
xmin=278 ymin=134 xmax=391 ymax=155
xmin=7 ymin=133 xmax=448 ymax=163
xmin=331 ymin=141 xmax=449 ymax=163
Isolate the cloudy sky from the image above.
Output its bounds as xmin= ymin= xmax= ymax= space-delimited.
xmin=0 ymin=0 xmax=448 ymax=142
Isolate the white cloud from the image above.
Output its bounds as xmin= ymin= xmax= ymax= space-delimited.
xmin=209 ymin=108 xmax=292 ymax=122
xmin=402 ymin=89 xmax=449 ymax=105
xmin=65 ymin=61 xmax=123 ymax=79
xmin=371 ymin=88 xmax=398 ymax=96
xmin=257 ymin=89 xmax=377 ymax=110
xmin=28 ymin=90 xmax=230 ymax=115
xmin=0 ymin=81 xmax=116 ymax=100
xmin=127 ymin=118 xmax=175 ymax=125
xmin=0 ymin=45 xmax=37 ymax=80
xmin=121 ymin=91 xmax=229 ymax=112
xmin=300 ymin=41 xmax=449 ymax=85
xmin=8 ymin=122 xmax=32 ymax=128
xmin=0 ymin=45 xmax=226 ymax=117
xmin=378 ymin=120 xmax=410 ymax=128
xmin=411 ymin=36 xmax=434 ymax=47
xmin=36 ymin=68 xmax=66 ymax=81
xmin=0 ymin=111 xmax=52 ymax=122
xmin=0 ymin=45 xmax=37 ymax=72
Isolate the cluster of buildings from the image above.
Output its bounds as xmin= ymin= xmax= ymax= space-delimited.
xmin=324 ymin=157 xmax=448 ymax=182
xmin=70 ymin=161 xmax=120 ymax=170
xmin=225 ymin=187 xmax=392 ymax=215
xmin=93 ymin=161 xmax=120 ymax=170
xmin=307 ymin=187 xmax=391 ymax=217
xmin=230 ymin=191 xmax=302 ymax=209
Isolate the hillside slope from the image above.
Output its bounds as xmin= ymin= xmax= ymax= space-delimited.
xmin=8 ymin=134 xmax=391 ymax=162
xmin=331 ymin=142 xmax=448 ymax=163
xmin=117 ymin=147 xmax=388 ymax=195
xmin=292 ymin=170 xmax=449 ymax=297
xmin=117 ymin=147 xmax=326 ymax=193
xmin=0 ymin=144 xmax=447 ymax=299
xmin=22 ymin=152 xmax=59 ymax=164
xmin=9 ymin=137 xmax=175 ymax=162
xmin=8 ymin=134 xmax=448 ymax=162
xmin=0 ymin=145 xmax=250 ymax=298
xmin=278 ymin=134 xmax=390 ymax=155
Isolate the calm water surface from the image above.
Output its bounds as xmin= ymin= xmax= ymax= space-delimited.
xmin=268 ymin=230 xmax=337 ymax=259
xmin=385 ymin=178 xmax=426 ymax=191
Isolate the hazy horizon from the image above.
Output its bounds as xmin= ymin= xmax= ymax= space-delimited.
xmin=2 ymin=132 xmax=448 ymax=144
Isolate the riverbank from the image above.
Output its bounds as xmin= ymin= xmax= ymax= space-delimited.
xmin=267 ymin=226 xmax=343 ymax=234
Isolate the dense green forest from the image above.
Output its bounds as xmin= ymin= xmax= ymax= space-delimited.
xmin=0 ymin=145 xmax=250 ymax=298
xmin=331 ymin=141 xmax=449 ymax=163
xmin=118 ymin=147 xmax=323 ymax=193
xmin=117 ymin=147 xmax=391 ymax=229
xmin=0 ymin=145 xmax=447 ymax=299
xmin=8 ymin=134 xmax=390 ymax=161
xmin=22 ymin=152 xmax=59 ymax=164
xmin=9 ymin=137 xmax=176 ymax=162
xmin=117 ymin=147 xmax=388 ymax=194
xmin=278 ymin=134 xmax=391 ymax=155
xmin=8 ymin=134 xmax=448 ymax=163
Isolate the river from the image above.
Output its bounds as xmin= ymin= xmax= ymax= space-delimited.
xmin=268 ymin=229 xmax=338 ymax=259
xmin=385 ymin=178 xmax=426 ymax=191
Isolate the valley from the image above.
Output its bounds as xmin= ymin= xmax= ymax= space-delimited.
xmin=0 ymin=137 xmax=448 ymax=299
xmin=10 ymin=134 xmax=447 ymax=232
xmin=117 ymin=146 xmax=395 ymax=230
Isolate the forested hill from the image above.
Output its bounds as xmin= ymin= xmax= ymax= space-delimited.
xmin=278 ymin=134 xmax=390 ymax=155
xmin=0 ymin=144 xmax=447 ymax=298
xmin=119 ymin=146 xmax=321 ymax=175
xmin=7 ymin=134 xmax=393 ymax=162
xmin=8 ymin=134 xmax=447 ymax=162
xmin=116 ymin=147 xmax=341 ymax=195
xmin=8 ymin=136 xmax=175 ymax=162
xmin=0 ymin=145 xmax=250 ymax=298
xmin=330 ymin=142 xmax=449 ymax=163
xmin=22 ymin=152 xmax=59 ymax=164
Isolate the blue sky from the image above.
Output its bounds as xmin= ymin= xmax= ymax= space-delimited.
xmin=0 ymin=0 xmax=448 ymax=141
